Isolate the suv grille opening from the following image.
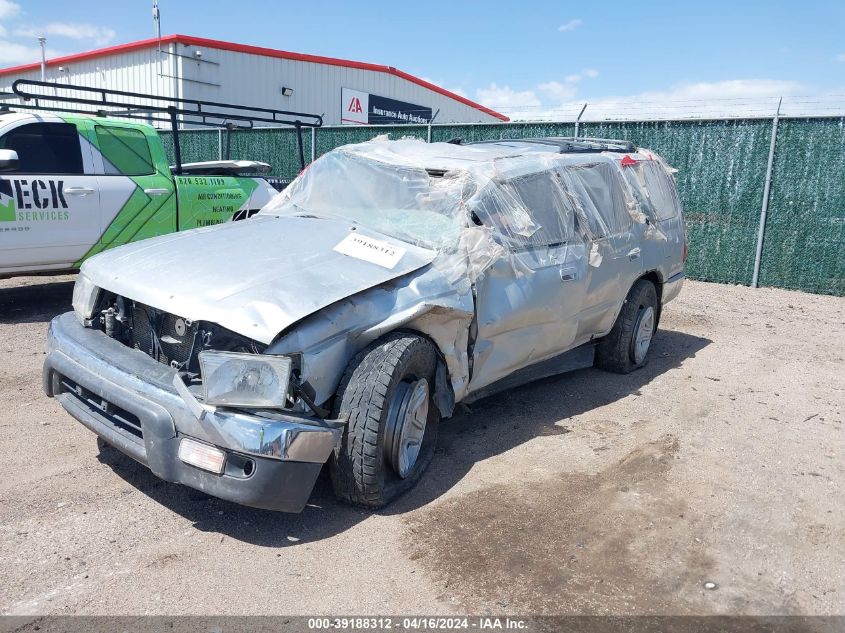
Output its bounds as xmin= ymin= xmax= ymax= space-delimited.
xmin=131 ymin=304 xmax=197 ymax=368
xmin=92 ymin=294 xmax=267 ymax=376
xmin=59 ymin=376 xmax=143 ymax=440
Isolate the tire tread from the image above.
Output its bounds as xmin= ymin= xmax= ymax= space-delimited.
xmin=595 ymin=279 xmax=658 ymax=374
xmin=330 ymin=333 xmax=437 ymax=508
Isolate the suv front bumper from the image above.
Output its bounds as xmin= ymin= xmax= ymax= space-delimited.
xmin=43 ymin=312 xmax=341 ymax=513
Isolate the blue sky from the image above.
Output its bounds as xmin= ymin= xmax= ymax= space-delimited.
xmin=1 ymin=0 xmax=843 ymax=118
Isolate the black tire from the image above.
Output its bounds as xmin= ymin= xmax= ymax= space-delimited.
xmin=595 ymin=279 xmax=658 ymax=374
xmin=330 ymin=332 xmax=439 ymax=508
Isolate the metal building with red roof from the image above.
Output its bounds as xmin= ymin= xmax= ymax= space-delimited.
xmin=0 ymin=34 xmax=508 ymax=126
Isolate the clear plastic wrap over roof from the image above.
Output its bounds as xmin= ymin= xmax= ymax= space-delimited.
xmin=261 ymin=137 xmax=677 ymax=290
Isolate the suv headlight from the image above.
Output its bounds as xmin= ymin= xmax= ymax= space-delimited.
xmin=199 ymin=351 xmax=292 ymax=408
xmin=72 ymin=272 xmax=99 ymax=323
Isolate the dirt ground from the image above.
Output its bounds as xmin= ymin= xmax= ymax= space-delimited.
xmin=0 ymin=275 xmax=842 ymax=617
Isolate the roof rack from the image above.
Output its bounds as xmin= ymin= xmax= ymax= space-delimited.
xmin=466 ymin=136 xmax=637 ymax=154
xmin=1 ymin=79 xmax=324 ymax=173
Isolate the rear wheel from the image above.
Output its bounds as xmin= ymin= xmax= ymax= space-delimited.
xmin=330 ymin=333 xmax=439 ymax=508
xmin=595 ymin=279 xmax=658 ymax=374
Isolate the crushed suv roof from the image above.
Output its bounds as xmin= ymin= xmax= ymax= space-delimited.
xmin=466 ymin=137 xmax=637 ymax=154
xmin=331 ymin=137 xmax=643 ymax=174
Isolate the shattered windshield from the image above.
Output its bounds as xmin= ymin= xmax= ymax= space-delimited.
xmin=261 ymin=150 xmax=474 ymax=249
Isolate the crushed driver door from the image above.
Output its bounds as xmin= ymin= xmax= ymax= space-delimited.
xmin=466 ymin=169 xmax=588 ymax=394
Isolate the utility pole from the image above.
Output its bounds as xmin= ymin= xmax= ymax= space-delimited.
xmin=153 ymin=0 xmax=162 ymax=76
xmin=38 ymin=36 xmax=47 ymax=81
xmin=153 ymin=0 xmax=161 ymax=40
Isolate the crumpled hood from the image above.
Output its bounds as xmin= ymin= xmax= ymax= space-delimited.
xmin=81 ymin=214 xmax=437 ymax=344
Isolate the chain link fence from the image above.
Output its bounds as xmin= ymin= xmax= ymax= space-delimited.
xmin=160 ymin=116 xmax=845 ymax=296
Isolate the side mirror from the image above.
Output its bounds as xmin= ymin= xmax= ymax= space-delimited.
xmin=0 ymin=149 xmax=19 ymax=172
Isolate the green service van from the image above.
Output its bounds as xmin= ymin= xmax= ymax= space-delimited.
xmin=0 ymin=111 xmax=279 ymax=276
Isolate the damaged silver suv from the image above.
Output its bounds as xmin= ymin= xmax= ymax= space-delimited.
xmin=44 ymin=137 xmax=686 ymax=512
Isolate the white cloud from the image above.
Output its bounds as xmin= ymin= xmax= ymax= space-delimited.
xmin=15 ymin=22 xmax=116 ymax=46
xmin=835 ymin=53 xmax=845 ymax=63
xmin=559 ymin=70 xmax=600 ymax=85
xmin=0 ymin=39 xmax=63 ymax=65
xmin=558 ymin=18 xmax=582 ymax=32
xmin=477 ymin=81 xmax=585 ymax=121
xmin=476 ymin=83 xmax=542 ymax=109
xmin=477 ymin=70 xmax=601 ymax=119
xmin=0 ymin=0 xmax=20 ymax=20
xmin=577 ymin=79 xmax=816 ymax=119
xmin=420 ymin=76 xmax=469 ymax=100
xmin=538 ymin=80 xmax=578 ymax=102
xmin=644 ymin=78 xmax=803 ymax=101
xmin=486 ymin=78 xmax=822 ymax=121
xmin=0 ymin=0 xmax=20 ymax=39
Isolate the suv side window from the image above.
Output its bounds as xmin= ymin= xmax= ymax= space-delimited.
xmin=0 ymin=122 xmax=84 ymax=175
xmin=565 ymin=162 xmax=632 ymax=238
xmin=472 ymin=170 xmax=575 ymax=248
xmin=95 ymin=125 xmax=155 ymax=176
xmin=622 ymin=161 xmax=680 ymax=221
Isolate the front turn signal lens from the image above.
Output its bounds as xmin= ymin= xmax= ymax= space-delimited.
xmin=178 ymin=438 xmax=226 ymax=474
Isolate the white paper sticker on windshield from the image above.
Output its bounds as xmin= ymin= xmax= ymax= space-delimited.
xmin=334 ymin=233 xmax=407 ymax=269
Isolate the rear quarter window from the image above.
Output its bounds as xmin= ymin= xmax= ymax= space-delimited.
xmin=623 ymin=161 xmax=681 ymax=221
xmin=95 ymin=125 xmax=155 ymax=176
xmin=563 ymin=162 xmax=632 ymax=238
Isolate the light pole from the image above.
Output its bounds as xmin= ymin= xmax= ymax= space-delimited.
xmin=38 ymin=36 xmax=46 ymax=81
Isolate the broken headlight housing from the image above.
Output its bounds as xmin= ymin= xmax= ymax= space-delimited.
xmin=72 ymin=272 xmax=99 ymax=324
xmin=199 ymin=350 xmax=292 ymax=408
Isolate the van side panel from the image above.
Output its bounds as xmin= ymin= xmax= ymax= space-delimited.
xmin=174 ymin=175 xmax=261 ymax=229
xmin=74 ymin=120 xmax=177 ymax=264
xmin=0 ymin=115 xmax=102 ymax=271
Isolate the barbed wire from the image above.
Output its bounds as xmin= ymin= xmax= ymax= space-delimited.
xmin=490 ymin=94 xmax=845 ymax=120
xmin=493 ymin=94 xmax=845 ymax=109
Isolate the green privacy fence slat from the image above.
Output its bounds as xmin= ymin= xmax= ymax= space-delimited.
xmin=159 ymin=129 xmax=219 ymax=166
xmin=315 ymin=125 xmax=427 ymax=157
xmin=228 ymin=127 xmax=311 ymax=179
xmin=157 ymin=119 xmax=844 ymax=295
xmin=431 ymin=122 xmax=576 ymax=143
xmin=160 ymin=128 xmax=310 ymax=178
xmin=760 ymin=118 xmax=845 ymax=296
xmin=581 ymin=120 xmax=772 ymax=286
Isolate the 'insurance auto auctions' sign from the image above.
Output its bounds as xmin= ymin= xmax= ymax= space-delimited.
xmin=341 ymin=88 xmax=433 ymax=125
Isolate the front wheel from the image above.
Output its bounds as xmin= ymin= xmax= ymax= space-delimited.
xmin=330 ymin=333 xmax=439 ymax=508
xmin=595 ymin=279 xmax=658 ymax=374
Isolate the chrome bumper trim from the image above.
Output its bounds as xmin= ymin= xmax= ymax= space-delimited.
xmin=45 ymin=312 xmax=341 ymax=464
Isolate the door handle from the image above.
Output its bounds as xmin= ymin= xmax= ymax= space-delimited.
xmin=64 ymin=187 xmax=95 ymax=196
xmin=627 ymin=247 xmax=641 ymax=261
xmin=144 ymin=188 xmax=170 ymax=196
xmin=560 ymin=268 xmax=578 ymax=282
